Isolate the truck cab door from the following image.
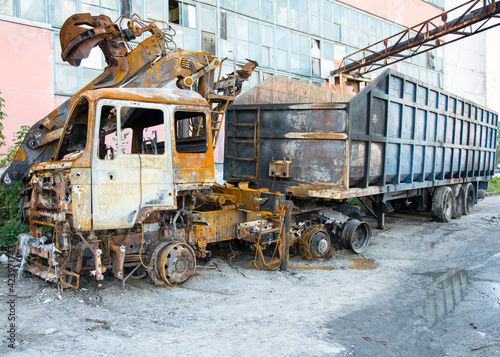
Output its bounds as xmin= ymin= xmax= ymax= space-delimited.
xmin=92 ymin=100 xmax=174 ymax=230
xmin=132 ymin=106 xmax=175 ymax=210
xmin=92 ymin=100 xmax=141 ymax=229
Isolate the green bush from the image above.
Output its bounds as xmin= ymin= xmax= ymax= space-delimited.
xmin=0 ymin=219 xmax=28 ymax=249
xmin=488 ymin=176 xmax=500 ymax=195
xmin=0 ymin=92 xmax=30 ymax=248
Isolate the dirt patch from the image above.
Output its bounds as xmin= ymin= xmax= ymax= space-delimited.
xmin=347 ymin=257 xmax=377 ymax=270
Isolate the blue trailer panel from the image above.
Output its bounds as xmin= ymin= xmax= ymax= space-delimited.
xmin=224 ymin=69 xmax=497 ymax=200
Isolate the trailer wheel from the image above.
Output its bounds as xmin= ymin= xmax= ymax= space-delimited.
xmin=334 ymin=204 xmax=363 ymax=221
xmin=340 ymin=219 xmax=372 ymax=253
xmin=462 ymin=183 xmax=475 ymax=215
xmin=431 ymin=186 xmax=453 ymax=222
xmin=156 ymin=242 xmax=196 ymax=285
xmin=451 ymin=184 xmax=465 ymax=219
xmin=300 ymin=225 xmax=332 ymax=260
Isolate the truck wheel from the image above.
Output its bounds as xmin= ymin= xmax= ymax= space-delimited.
xmin=462 ymin=183 xmax=475 ymax=215
xmin=300 ymin=225 xmax=332 ymax=260
xmin=451 ymin=184 xmax=465 ymax=219
xmin=340 ymin=219 xmax=372 ymax=253
xmin=431 ymin=186 xmax=453 ymax=222
xmin=156 ymin=242 xmax=196 ymax=285
xmin=334 ymin=204 xmax=363 ymax=221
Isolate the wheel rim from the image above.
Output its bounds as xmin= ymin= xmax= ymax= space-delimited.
xmin=341 ymin=220 xmax=372 ymax=253
xmin=444 ymin=194 xmax=453 ymax=219
xmin=466 ymin=186 xmax=474 ymax=213
xmin=157 ymin=242 xmax=196 ymax=285
xmin=300 ymin=226 xmax=332 ymax=260
xmin=310 ymin=232 xmax=330 ymax=257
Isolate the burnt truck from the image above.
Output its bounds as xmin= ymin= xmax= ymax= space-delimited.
xmin=225 ymin=70 xmax=498 ymax=230
xmin=7 ymin=13 xmax=362 ymax=289
xmin=5 ymin=13 xmax=498 ymax=290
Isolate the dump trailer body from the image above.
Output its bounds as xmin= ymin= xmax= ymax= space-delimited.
xmin=225 ymin=69 xmax=498 ymax=201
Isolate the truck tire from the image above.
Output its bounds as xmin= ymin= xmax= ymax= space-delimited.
xmin=334 ymin=204 xmax=363 ymax=221
xmin=340 ymin=219 xmax=372 ymax=253
xmin=299 ymin=225 xmax=332 ymax=260
xmin=451 ymin=184 xmax=464 ymax=219
xmin=431 ymin=186 xmax=453 ymax=222
xmin=462 ymin=183 xmax=475 ymax=215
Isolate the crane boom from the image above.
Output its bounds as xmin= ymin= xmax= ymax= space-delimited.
xmin=332 ymin=0 xmax=500 ymax=83
xmin=1 ymin=13 xmax=256 ymax=188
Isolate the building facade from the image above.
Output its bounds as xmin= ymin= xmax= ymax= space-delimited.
xmin=0 ymin=0 xmax=480 ymax=162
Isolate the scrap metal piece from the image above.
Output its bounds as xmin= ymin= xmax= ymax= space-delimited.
xmin=85 ymin=318 xmax=109 ymax=331
xmin=269 ymin=160 xmax=291 ymax=179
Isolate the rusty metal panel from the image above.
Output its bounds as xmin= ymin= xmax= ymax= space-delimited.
xmin=71 ymin=168 xmax=92 ymax=231
xmin=225 ymin=103 xmax=349 ymax=193
xmin=91 ymin=155 xmax=141 ymax=229
xmin=171 ymin=105 xmax=216 ymax=187
xmin=140 ymin=155 xmax=175 ymax=208
xmin=233 ymin=75 xmax=353 ymax=105
xmin=193 ymin=209 xmax=246 ymax=244
xmin=226 ymin=69 xmax=497 ymax=198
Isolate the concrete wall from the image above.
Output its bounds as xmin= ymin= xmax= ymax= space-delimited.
xmin=0 ymin=20 xmax=56 ymax=155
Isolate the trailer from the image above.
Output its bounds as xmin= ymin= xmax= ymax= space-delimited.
xmin=225 ymin=69 xmax=498 ymax=229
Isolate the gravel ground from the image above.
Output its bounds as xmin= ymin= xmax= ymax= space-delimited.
xmin=1 ymin=195 xmax=499 ymax=356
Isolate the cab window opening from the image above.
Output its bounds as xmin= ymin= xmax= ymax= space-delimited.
xmin=175 ymin=111 xmax=207 ymax=154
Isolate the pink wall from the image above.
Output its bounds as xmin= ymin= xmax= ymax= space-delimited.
xmin=338 ymin=0 xmax=443 ymax=27
xmin=0 ymin=20 xmax=55 ymax=154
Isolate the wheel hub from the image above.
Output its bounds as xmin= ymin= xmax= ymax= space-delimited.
xmin=155 ymin=242 xmax=196 ymax=285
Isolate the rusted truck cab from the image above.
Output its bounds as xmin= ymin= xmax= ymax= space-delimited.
xmin=29 ymin=88 xmax=214 ymax=235
xmin=23 ymin=88 xmax=228 ymax=287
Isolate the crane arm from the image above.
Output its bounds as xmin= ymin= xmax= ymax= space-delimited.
xmin=331 ymin=0 xmax=500 ymax=90
xmin=1 ymin=13 xmax=256 ymax=188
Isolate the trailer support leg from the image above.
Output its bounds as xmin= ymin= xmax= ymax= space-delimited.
xmin=377 ymin=211 xmax=385 ymax=230
xmin=280 ymin=202 xmax=292 ymax=271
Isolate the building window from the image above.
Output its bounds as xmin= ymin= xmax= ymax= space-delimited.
xmin=21 ymin=0 xmax=47 ymax=22
xmin=276 ymin=0 xmax=287 ymax=27
xmin=0 ymin=0 xmax=14 ymax=17
xmin=309 ymin=0 xmax=320 ymax=36
xmin=146 ymin=0 xmax=165 ymax=21
xmin=261 ymin=24 xmax=274 ymax=68
xmin=311 ymin=39 xmax=321 ymax=77
xmin=54 ymin=0 xmax=76 ymax=27
xmin=261 ymin=0 xmax=273 ymax=23
xmin=201 ymin=31 xmax=215 ymax=55
xmin=181 ymin=3 xmax=196 ymax=28
xmin=220 ymin=10 xmax=234 ymax=58
xmin=0 ymin=0 xmax=48 ymax=23
xmin=82 ymin=0 xmax=118 ymax=20
xmin=333 ymin=4 xmax=342 ymax=43
xmin=276 ymin=27 xmax=288 ymax=71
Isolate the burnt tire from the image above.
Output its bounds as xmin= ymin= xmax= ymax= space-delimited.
xmin=431 ymin=186 xmax=453 ymax=222
xmin=334 ymin=204 xmax=363 ymax=221
xmin=300 ymin=225 xmax=332 ymax=260
xmin=451 ymin=184 xmax=465 ymax=219
xmin=462 ymin=183 xmax=475 ymax=215
xmin=340 ymin=219 xmax=372 ymax=253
